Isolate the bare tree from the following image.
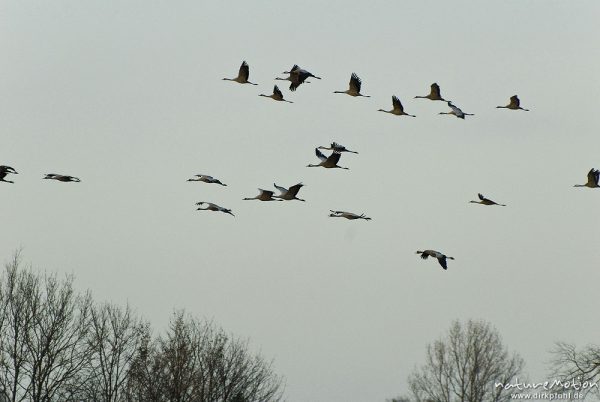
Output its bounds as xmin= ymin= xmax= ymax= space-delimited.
xmin=408 ymin=319 xmax=525 ymax=402
xmin=124 ymin=324 xmax=165 ymax=402
xmin=0 ymin=253 xmax=94 ymax=402
xmin=157 ymin=311 xmax=203 ymax=401
xmin=0 ymin=253 xmax=39 ymax=402
xmin=71 ymin=303 xmax=146 ymax=402
xmin=550 ymin=341 xmax=600 ymax=399
xmin=24 ymin=272 xmax=93 ymax=402
xmin=125 ymin=311 xmax=284 ymax=402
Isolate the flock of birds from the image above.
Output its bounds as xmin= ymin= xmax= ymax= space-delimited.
xmin=3 ymin=60 xmax=599 ymax=271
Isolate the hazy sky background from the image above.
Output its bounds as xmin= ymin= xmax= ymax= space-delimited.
xmin=2 ymin=1 xmax=599 ymax=401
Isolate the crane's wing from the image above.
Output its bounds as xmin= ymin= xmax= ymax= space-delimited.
xmin=330 ymin=210 xmax=346 ymax=217
xmin=239 ymin=61 xmax=250 ymax=81
xmin=392 ymin=96 xmax=403 ymax=111
xmin=349 ymin=73 xmax=362 ymax=93
xmin=296 ymin=70 xmax=310 ymax=84
xmin=259 ymin=189 xmax=275 ymax=198
xmin=330 ymin=142 xmax=345 ymax=151
xmin=273 ymin=85 xmax=283 ymax=98
xmin=287 ymin=183 xmax=303 ymax=197
xmin=315 ymin=148 xmax=328 ymax=162
xmin=0 ymin=165 xmax=17 ymax=174
xmin=431 ymin=83 xmax=441 ymax=98
xmin=438 ymin=257 xmax=448 ymax=270
xmin=587 ymin=169 xmax=598 ymax=186
xmin=509 ymin=95 xmax=520 ymax=108
xmin=273 ymin=183 xmax=288 ymax=194
xmin=449 ymin=103 xmax=461 ymax=114
xmin=289 ymin=79 xmax=301 ymax=91
xmin=478 ymin=193 xmax=485 ymax=201
xmin=326 ymin=151 xmax=342 ymax=165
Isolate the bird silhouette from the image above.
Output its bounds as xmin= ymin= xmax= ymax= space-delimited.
xmin=334 ymin=73 xmax=370 ymax=97
xmin=196 ymin=202 xmax=234 ymax=216
xmin=416 ymin=250 xmax=454 ymax=270
xmin=222 ymin=61 xmax=258 ymax=85
xmin=259 ymin=85 xmax=293 ymax=103
xmin=329 ymin=210 xmax=371 ymax=220
xmin=574 ymin=168 xmax=600 ymax=188
xmin=378 ymin=96 xmax=416 ymax=117
xmin=497 ymin=95 xmax=529 ymax=111
xmin=307 ymin=149 xmax=349 ymax=170
xmin=0 ymin=165 xmax=18 ymax=184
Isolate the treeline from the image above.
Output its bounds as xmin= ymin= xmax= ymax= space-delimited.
xmin=388 ymin=319 xmax=600 ymax=402
xmin=0 ymin=253 xmax=283 ymax=402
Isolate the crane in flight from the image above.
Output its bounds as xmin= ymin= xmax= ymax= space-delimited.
xmin=334 ymin=73 xmax=370 ymax=97
xmin=496 ymin=95 xmax=529 ymax=111
xmin=416 ymin=250 xmax=454 ymax=270
xmin=378 ymin=96 xmax=416 ymax=117
xmin=222 ymin=61 xmax=258 ymax=85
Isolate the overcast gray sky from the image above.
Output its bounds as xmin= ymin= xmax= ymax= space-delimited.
xmin=2 ymin=1 xmax=599 ymax=401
